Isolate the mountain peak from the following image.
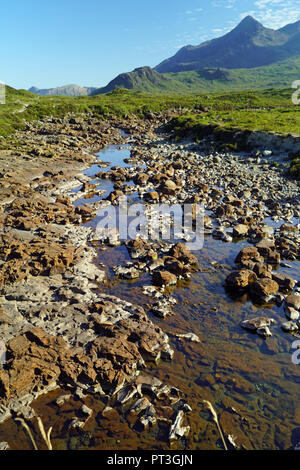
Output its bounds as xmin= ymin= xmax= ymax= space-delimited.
xmin=235 ymin=15 xmax=263 ymax=32
xmin=155 ymin=16 xmax=300 ymax=73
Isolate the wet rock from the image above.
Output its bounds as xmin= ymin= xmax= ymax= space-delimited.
xmin=81 ymin=182 xmax=95 ymax=193
xmin=163 ymin=257 xmax=189 ymax=277
xmin=159 ymin=179 xmax=177 ymax=196
xmin=152 ymin=270 xmax=177 ymax=287
xmin=144 ymin=191 xmax=160 ymax=202
xmin=253 ymin=262 xmax=271 ymax=278
xmin=284 ymin=294 xmax=300 ymax=321
xmin=257 ymin=326 xmax=272 ymax=338
xmin=285 ymin=307 xmax=299 ymax=321
xmin=223 ymin=195 xmax=244 ymax=207
xmin=113 ymin=264 xmax=141 ymax=280
xmin=151 ymin=299 xmax=175 ymax=318
xmin=226 ymin=269 xmax=257 ymax=289
xmin=174 ymin=332 xmax=200 ymax=343
xmin=148 ymin=258 xmax=165 ymax=272
xmin=210 ymin=188 xmax=223 ymax=200
xmin=55 ymin=394 xmax=71 ymax=406
xmin=135 ymin=375 xmax=171 ymax=398
xmin=126 ymin=238 xmax=151 ymax=259
xmin=92 ymin=306 xmax=174 ymax=364
xmin=80 ymin=404 xmax=93 ymax=418
xmin=169 ymin=410 xmax=190 ymax=441
xmin=212 ymin=227 xmax=232 ymax=242
xmin=0 ymin=442 xmax=9 ymax=451
xmin=129 ymin=397 xmax=151 ymax=413
xmin=215 ymin=204 xmax=235 ymax=218
xmin=249 ymin=278 xmax=279 ymax=301
xmin=285 ymin=294 xmax=300 ymax=311
xmin=69 ymin=417 xmax=86 ymax=429
xmin=116 ymin=383 xmax=139 ymax=404
xmin=134 ymin=173 xmax=149 ymax=185
xmin=203 ymin=216 xmax=213 ymax=229
xmin=272 ymin=273 xmax=296 ymax=292
xmin=106 ymin=190 xmax=124 ymax=203
xmin=240 ymin=317 xmax=275 ymax=336
xmin=101 ymin=406 xmax=119 ymax=419
xmin=281 ymin=321 xmax=299 ymax=333
xmin=139 ymin=404 xmax=157 ymax=430
xmin=168 ymin=243 xmax=197 ymax=266
xmin=235 ymin=246 xmax=262 ymax=265
xmin=74 ymin=387 xmax=86 ymax=400
xmin=233 ymin=224 xmax=249 ymax=238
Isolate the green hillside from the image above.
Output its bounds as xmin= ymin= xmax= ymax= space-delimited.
xmin=167 ymin=56 xmax=300 ymax=92
xmin=91 ymin=57 xmax=300 ymax=96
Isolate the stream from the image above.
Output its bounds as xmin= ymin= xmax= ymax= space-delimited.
xmin=1 ymin=134 xmax=300 ymax=450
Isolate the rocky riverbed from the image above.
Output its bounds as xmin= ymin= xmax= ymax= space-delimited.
xmin=0 ymin=113 xmax=299 ymax=450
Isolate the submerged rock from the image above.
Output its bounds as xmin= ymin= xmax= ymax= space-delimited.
xmin=169 ymin=410 xmax=190 ymax=441
xmin=174 ymin=332 xmax=201 ymax=343
xmin=240 ymin=317 xmax=276 ymax=337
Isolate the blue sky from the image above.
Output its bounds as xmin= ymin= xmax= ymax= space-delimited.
xmin=2 ymin=0 xmax=300 ymax=90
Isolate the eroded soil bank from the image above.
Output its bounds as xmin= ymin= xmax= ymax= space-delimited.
xmin=0 ymin=113 xmax=299 ymax=450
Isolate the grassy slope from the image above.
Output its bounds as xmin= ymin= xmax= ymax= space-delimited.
xmin=166 ymin=56 xmax=300 ymax=93
xmin=0 ymin=86 xmax=38 ymax=135
xmin=1 ymin=86 xmax=299 ymax=137
xmin=165 ymin=88 xmax=300 ymax=135
xmin=93 ymin=57 xmax=300 ymax=95
xmin=1 ymin=86 xmax=299 ymax=177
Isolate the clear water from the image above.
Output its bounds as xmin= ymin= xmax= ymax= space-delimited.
xmin=1 ymin=141 xmax=300 ymax=450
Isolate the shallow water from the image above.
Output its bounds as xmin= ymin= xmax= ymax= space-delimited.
xmin=82 ymin=141 xmax=300 ymax=450
xmin=1 ymin=140 xmax=300 ymax=450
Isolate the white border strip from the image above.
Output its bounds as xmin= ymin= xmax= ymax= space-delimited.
xmin=0 ymin=81 xmax=5 ymax=105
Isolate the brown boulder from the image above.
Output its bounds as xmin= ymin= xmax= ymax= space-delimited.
xmin=169 ymin=243 xmax=198 ymax=265
xmin=106 ymin=190 xmax=124 ymax=202
xmin=285 ymin=294 xmax=300 ymax=311
xmin=233 ymin=224 xmax=249 ymax=238
xmin=134 ymin=173 xmax=149 ymax=185
xmin=145 ymin=191 xmax=159 ymax=202
xmin=163 ymin=256 xmax=189 ymax=276
xmin=226 ymin=269 xmax=258 ymax=289
xmin=159 ymin=179 xmax=177 ymax=196
xmin=215 ymin=204 xmax=235 ymax=217
xmin=249 ymin=278 xmax=279 ymax=300
xmin=235 ymin=246 xmax=262 ymax=265
xmin=272 ymin=273 xmax=296 ymax=292
xmin=152 ymin=270 xmax=177 ymax=287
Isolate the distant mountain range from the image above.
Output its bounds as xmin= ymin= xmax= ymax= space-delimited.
xmin=155 ymin=15 xmax=300 ymax=73
xmin=28 ymin=84 xmax=97 ymax=97
xmin=28 ymin=16 xmax=300 ymax=96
